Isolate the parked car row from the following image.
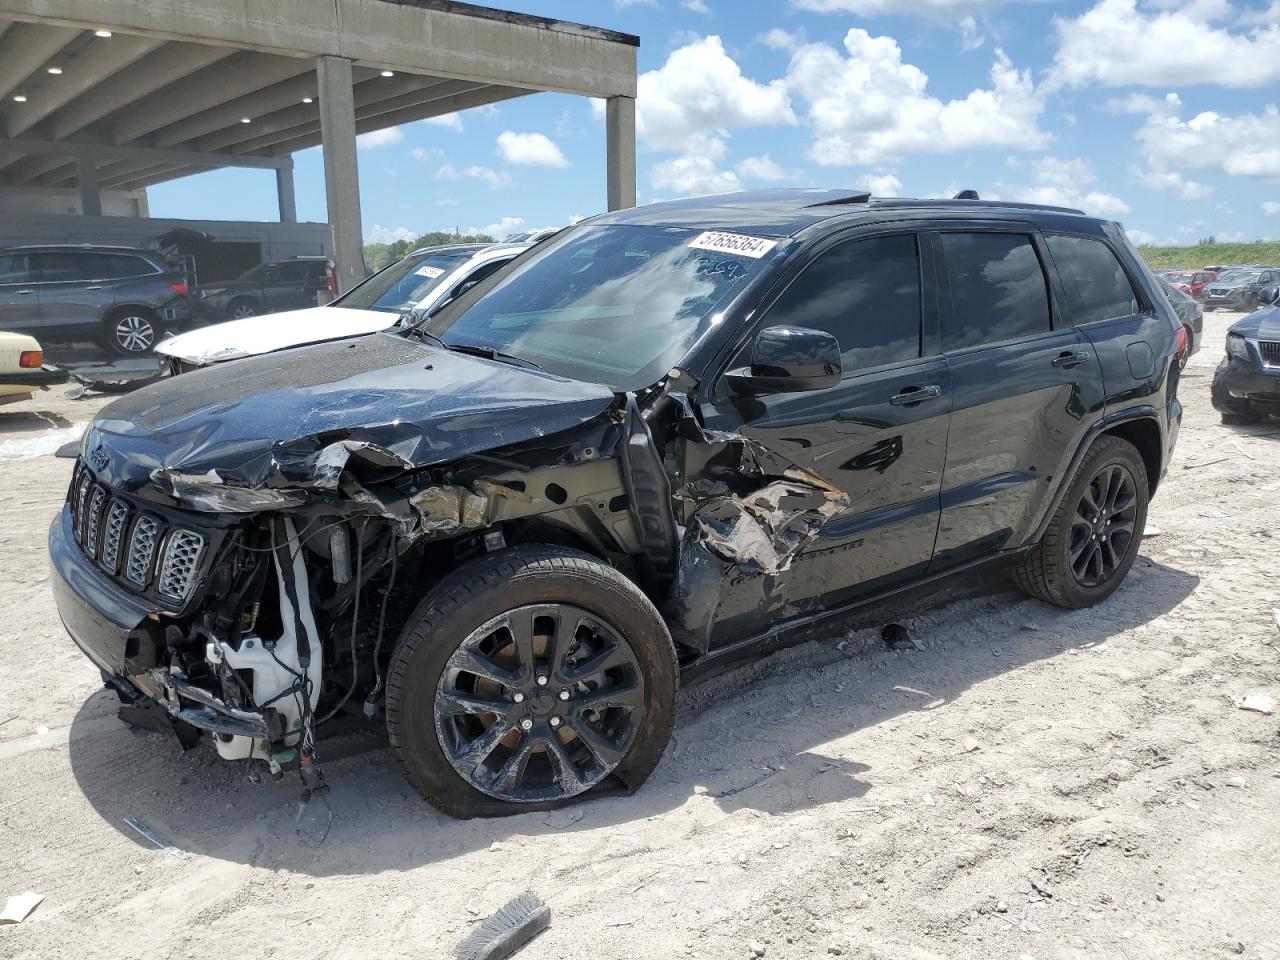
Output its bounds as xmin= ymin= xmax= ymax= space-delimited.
xmin=49 ymin=189 xmax=1188 ymax=819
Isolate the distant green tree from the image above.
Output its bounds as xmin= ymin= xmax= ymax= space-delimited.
xmin=363 ymin=231 xmax=495 ymax=273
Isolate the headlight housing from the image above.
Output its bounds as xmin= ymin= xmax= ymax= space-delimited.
xmin=1226 ymin=334 xmax=1250 ymax=360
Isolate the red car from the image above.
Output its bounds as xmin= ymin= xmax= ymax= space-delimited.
xmin=1170 ymin=270 xmax=1216 ymax=300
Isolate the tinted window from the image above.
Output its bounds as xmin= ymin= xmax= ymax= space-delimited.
xmin=101 ymin=254 xmax=154 ymax=279
xmin=35 ymin=251 xmax=96 ymax=282
xmin=1046 ymin=235 xmax=1141 ymax=326
xmin=0 ymin=253 xmax=33 ymax=284
xmin=760 ymin=234 xmax=922 ymax=371
xmin=274 ymin=261 xmax=312 ymax=283
xmin=941 ymin=233 xmax=1051 ymax=350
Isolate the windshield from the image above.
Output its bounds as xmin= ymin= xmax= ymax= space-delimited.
xmin=236 ymin=263 xmax=273 ymax=283
xmin=1218 ymin=270 xmax=1259 ymax=284
xmin=334 ymin=252 xmax=468 ymax=313
xmin=422 ymin=224 xmax=779 ymax=390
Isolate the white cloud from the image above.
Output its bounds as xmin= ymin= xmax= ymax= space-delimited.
xmin=959 ymin=15 xmax=985 ymax=50
xmin=356 ymin=127 xmax=403 ymax=149
xmin=1264 ymin=201 xmax=1280 ymax=215
xmin=999 ymin=157 xmax=1131 ymax=216
xmin=614 ymin=0 xmax=656 ymax=6
xmin=365 ymin=224 xmax=415 ymax=244
xmin=1137 ymin=103 xmax=1280 ymax=185
xmin=630 ymin=36 xmax=795 ymax=153
xmin=735 ymin=154 xmax=790 ymax=181
xmin=1132 ymin=167 xmax=1212 ymax=201
xmin=421 ymin=112 xmax=463 ymax=131
xmin=1107 ymin=91 xmax=1182 ymax=117
xmin=682 ymin=0 xmax=710 ymax=11
xmin=792 ymin=0 xmax=1009 ymax=14
xmin=568 ymin=214 xmax=588 ymax=225
xmin=470 ymin=216 xmax=526 ymax=239
xmin=857 ymin=173 xmax=904 ymax=197
xmin=786 ymin=30 xmax=1049 ymax=167
xmin=760 ymin=27 xmax=804 ymax=51
xmin=651 ymin=155 xmax=741 ymax=197
xmin=435 ymin=163 xmax=511 ymax=189
xmin=496 ymin=131 xmax=569 ymax=168
xmin=1125 ymin=227 xmax=1158 ymax=246
xmin=411 ymin=146 xmax=442 ymax=161
xmin=1050 ymin=0 xmax=1280 ymax=89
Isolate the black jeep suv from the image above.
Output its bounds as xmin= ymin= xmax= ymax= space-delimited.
xmin=50 ymin=190 xmax=1182 ymax=818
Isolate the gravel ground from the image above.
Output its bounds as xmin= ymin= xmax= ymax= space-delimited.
xmin=1 ymin=310 xmax=1277 ymax=960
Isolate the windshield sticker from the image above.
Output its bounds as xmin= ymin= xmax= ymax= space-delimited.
xmin=414 ymin=265 xmax=445 ymax=279
xmin=688 ymin=231 xmax=778 ymax=259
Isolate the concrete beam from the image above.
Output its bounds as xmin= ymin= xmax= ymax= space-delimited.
xmin=606 ymin=96 xmax=636 ymax=212
xmin=6 ymin=33 xmax=161 ymax=137
xmin=194 ymin=72 xmax=440 ymax=153
xmin=317 ymin=56 xmax=363 ymax=294
xmin=0 ymin=21 xmax=78 ymax=102
xmin=44 ymin=42 xmax=235 ymax=141
xmin=76 ymin=155 xmax=101 ymax=215
xmin=0 ymin=0 xmax=638 ymax=99
xmin=266 ymin=84 xmax=530 ymax=158
xmin=110 ymin=52 xmax=312 ymax=145
xmin=0 ymin=136 xmax=291 ymax=170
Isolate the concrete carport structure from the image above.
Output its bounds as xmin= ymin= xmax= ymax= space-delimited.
xmin=0 ymin=0 xmax=639 ymax=291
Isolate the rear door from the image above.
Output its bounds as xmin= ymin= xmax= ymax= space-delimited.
xmin=698 ymin=230 xmax=951 ymax=644
xmin=262 ymin=261 xmax=310 ymax=312
xmin=930 ymin=228 xmax=1106 ymax=569
xmin=32 ymin=251 xmax=111 ymax=332
xmin=0 ymin=251 xmax=40 ymax=333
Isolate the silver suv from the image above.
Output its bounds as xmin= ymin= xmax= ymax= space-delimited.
xmin=0 ymin=245 xmax=190 ymax=355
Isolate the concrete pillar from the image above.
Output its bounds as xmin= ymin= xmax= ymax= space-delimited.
xmin=276 ymin=162 xmax=297 ymax=224
xmin=605 ymin=95 xmax=636 ymax=211
xmin=77 ymin=156 xmax=102 ymax=216
xmin=316 ymin=56 xmax=364 ymax=293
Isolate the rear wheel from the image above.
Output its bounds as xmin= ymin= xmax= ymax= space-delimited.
xmin=228 ymin=298 xmax=259 ymax=320
xmin=386 ymin=546 xmax=678 ymax=818
xmin=1015 ymin=435 xmax=1148 ymax=609
xmin=104 ymin=308 xmax=158 ymax=355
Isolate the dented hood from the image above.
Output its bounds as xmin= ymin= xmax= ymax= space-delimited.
xmin=155 ymin=305 xmax=395 ymax=365
xmin=85 ymin=332 xmax=616 ymax=495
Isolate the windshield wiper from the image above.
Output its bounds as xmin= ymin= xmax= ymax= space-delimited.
xmin=446 ymin=343 xmax=543 ymax=370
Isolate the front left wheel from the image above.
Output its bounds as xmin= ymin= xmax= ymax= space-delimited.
xmin=386 ymin=546 xmax=679 ymax=818
xmin=104 ymin=308 xmax=158 ymax=355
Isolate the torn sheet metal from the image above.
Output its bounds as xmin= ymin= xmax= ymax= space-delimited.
xmin=409 ymin=484 xmax=490 ymax=534
xmin=149 ymin=468 xmax=308 ymax=513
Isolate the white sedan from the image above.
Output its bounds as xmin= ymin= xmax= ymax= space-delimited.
xmin=0 ymin=331 xmax=67 ymax=405
xmin=156 ymin=241 xmax=533 ymax=372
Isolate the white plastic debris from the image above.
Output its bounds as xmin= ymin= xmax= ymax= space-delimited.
xmin=1238 ymin=694 xmax=1275 ymax=716
xmin=0 ymin=423 xmax=85 ymax=462
xmin=1 ymin=891 xmax=44 ymax=924
xmin=1143 ymin=525 xmax=1162 ymax=538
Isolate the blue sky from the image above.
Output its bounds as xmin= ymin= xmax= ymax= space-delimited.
xmin=148 ymin=0 xmax=1280 ymax=247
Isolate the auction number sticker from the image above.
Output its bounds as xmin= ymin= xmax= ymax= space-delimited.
xmin=414 ymin=264 xmax=445 ymax=279
xmin=688 ymin=231 xmax=778 ymax=259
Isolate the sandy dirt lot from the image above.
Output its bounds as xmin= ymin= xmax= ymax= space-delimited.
xmin=1 ymin=310 xmax=1276 ymax=960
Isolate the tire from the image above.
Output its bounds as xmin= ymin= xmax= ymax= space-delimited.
xmin=386 ymin=545 xmax=679 ymax=818
xmin=228 ymin=298 xmax=259 ymax=320
xmin=1015 ymin=435 xmax=1149 ymax=609
xmin=104 ymin=307 xmax=158 ymax=356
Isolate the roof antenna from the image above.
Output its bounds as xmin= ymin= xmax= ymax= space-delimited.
xmin=953 ymin=189 xmax=980 ymax=200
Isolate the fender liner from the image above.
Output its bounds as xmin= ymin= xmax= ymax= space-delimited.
xmin=618 ymin=396 xmax=678 ymax=591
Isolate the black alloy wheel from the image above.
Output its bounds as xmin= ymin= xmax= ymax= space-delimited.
xmin=434 ymin=603 xmax=645 ymax=804
xmin=1068 ymin=462 xmax=1138 ymax=588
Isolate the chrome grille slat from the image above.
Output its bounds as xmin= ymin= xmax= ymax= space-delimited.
xmin=126 ymin=515 xmax=161 ymax=587
xmin=73 ymin=472 xmax=92 ymax=545
xmin=84 ymin=487 xmax=107 ymax=556
xmin=1259 ymin=340 xmax=1280 ymax=367
xmin=101 ymin=500 xmax=129 ymax=574
xmin=157 ymin=529 xmax=206 ymax=601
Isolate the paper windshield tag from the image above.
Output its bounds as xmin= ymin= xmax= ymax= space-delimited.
xmin=688 ymin=231 xmax=778 ymax=259
xmin=414 ymin=264 xmax=445 ymax=279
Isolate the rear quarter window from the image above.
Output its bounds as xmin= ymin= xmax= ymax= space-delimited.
xmin=1046 ymin=235 xmax=1141 ymax=325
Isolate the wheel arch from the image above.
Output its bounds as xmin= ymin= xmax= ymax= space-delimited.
xmin=1101 ymin=416 xmax=1162 ymax=497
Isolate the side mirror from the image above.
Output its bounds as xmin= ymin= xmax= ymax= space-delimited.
xmin=725 ymin=325 xmax=842 ymax=395
xmin=1263 ymin=286 xmax=1280 ymax=306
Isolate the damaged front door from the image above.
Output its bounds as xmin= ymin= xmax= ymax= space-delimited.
xmin=696 ymin=232 xmax=950 ymax=646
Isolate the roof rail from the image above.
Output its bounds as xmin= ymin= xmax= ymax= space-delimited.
xmin=871 ymin=198 xmax=1086 ymax=215
xmin=806 ymin=191 xmax=871 ymax=208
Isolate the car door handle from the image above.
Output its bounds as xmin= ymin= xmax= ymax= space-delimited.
xmin=1052 ymin=351 xmax=1091 ymax=368
xmin=16 ymin=289 xmax=35 ymax=295
xmin=889 ymin=384 xmax=943 ymax=406
xmin=85 ymin=285 xmax=103 ymax=290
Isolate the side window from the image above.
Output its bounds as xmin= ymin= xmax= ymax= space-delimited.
xmin=940 ymin=233 xmax=1051 ymax=351
xmin=276 ymin=262 xmax=311 ymax=283
xmin=101 ymin=255 xmax=152 ymax=279
xmin=0 ymin=253 xmax=33 ymax=284
xmin=758 ymin=234 xmax=922 ymax=372
xmin=1045 ymin=234 xmax=1140 ymax=326
xmin=35 ymin=252 xmax=96 ymax=282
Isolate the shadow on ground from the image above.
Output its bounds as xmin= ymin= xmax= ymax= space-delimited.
xmin=66 ymin=556 xmax=1198 ymax=876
